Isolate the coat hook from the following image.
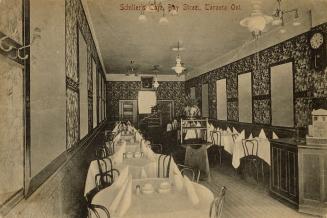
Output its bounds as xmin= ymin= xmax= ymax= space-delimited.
xmin=17 ymin=45 xmax=30 ymax=60
xmin=0 ymin=36 xmax=15 ymax=52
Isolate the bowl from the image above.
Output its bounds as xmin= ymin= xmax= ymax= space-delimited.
xmin=134 ymin=151 xmax=142 ymax=158
xmin=125 ymin=152 xmax=133 ymax=159
xmin=142 ymin=183 xmax=154 ymax=194
xmin=159 ymin=182 xmax=171 ymax=190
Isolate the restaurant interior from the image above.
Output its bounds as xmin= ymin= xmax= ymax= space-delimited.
xmin=1 ymin=0 xmax=327 ymax=217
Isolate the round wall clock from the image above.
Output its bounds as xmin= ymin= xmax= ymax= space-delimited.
xmin=309 ymin=30 xmax=326 ymax=70
xmin=310 ymin=32 xmax=324 ymax=49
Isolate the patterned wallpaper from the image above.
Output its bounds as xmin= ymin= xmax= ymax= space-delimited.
xmin=0 ymin=0 xmax=22 ymax=43
xmin=65 ymin=0 xmax=106 ymax=149
xmin=106 ymin=81 xmax=186 ymax=121
xmin=186 ymin=22 xmax=327 ymax=128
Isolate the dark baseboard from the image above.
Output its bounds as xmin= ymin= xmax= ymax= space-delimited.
xmin=0 ymin=121 xmax=106 ymax=217
xmin=0 ymin=189 xmax=24 ymax=217
xmin=26 ymin=121 xmax=106 ymax=197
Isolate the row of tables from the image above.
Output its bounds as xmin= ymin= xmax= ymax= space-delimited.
xmin=85 ymin=122 xmax=215 ymax=218
xmin=207 ymin=124 xmax=272 ymax=169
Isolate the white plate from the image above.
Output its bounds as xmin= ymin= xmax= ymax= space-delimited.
xmin=158 ymin=188 xmax=171 ymax=193
xmin=142 ymin=188 xmax=154 ymax=194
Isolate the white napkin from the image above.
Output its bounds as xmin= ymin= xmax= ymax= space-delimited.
xmin=227 ymin=127 xmax=232 ymax=133
xmin=115 ymin=166 xmax=129 ymax=189
xmin=236 ymin=130 xmax=245 ymax=142
xmin=272 ymin=132 xmax=279 ymax=139
xmin=233 ymin=127 xmax=239 ymax=134
xmin=248 ymin=133 xmax=253 ymax=139
xmin=167 ymin=123 xmax=172 ymax=132
xmin=259 ymin=129 xmax=267 ymax=139
xmin=172 ymin=164 xmax=184 ymax=191
xmin=183 ymin=176 xmax=200 ymax=205
xmin=111 ymin=143 xmax=126 ymax=165
xmin=117 ymin=176 xmax=133 ymax=217
xmin=109 ymin=178 xmax=129 ymax=212
xmin=141 ymin=168 xmax=148 ymax=179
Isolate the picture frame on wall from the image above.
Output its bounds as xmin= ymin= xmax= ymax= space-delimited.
xmin=141 ymin=76 xmax=154 ymax=90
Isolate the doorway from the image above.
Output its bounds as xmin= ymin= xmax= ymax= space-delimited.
xmin=157 ymin=100 xmax=174 ymax=127
xmin=119 ymin=100 xmax=138 ymax=125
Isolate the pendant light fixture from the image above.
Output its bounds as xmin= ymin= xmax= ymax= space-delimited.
xmin=172 ymin=41 xmax=186 ymax=76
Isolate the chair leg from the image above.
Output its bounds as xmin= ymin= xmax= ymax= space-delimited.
xmin=261 ymin=161 xmax=265 ymax=184
xmin=255 ymin=161 xmax=259 ymax=183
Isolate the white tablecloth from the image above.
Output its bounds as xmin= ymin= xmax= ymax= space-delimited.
xmin=211 ymin=131 xmax=235 ymax=154
xmin=232 ymin=137 xmax=271 ymax=168
xmin=92 ymin=178 xmax=213 ymax=218
xmin=85 ymin=141 xmax=171 ymax=195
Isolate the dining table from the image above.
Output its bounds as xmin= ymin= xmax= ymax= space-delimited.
xmin=91 ymin=177 xmax=214 ymax=218
xmin=181 ymin=142 xmax=212 ymax=181
xmin=86 ymin=122 xmax=215 ymax=218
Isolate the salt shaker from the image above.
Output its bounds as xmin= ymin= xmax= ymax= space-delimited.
xmin=136 ymin=185 xmax=141 ymax=195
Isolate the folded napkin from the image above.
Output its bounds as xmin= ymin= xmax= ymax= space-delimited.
xmin=109 ymin=178 xmax=129 ymax=212
xmin=111 ymin=144 xmax=126 ymax=165
xmin=226 ymin=127 xmax=232 ymax=133
xmin=183 ymin=176 xmax=200 ymax=205
xmin=114 ymin=166 xmax=129 ymax=189
xmin=141 ymin=168 xmax=148 ymax=179
xmin=117 ymin=176 xmax=133 ymax=217
xmin=248 ymin=133 xmax=253 ymax=139
xmin=272 ymin=131 xmax=279 ymax=139
xmin=170 ymin=163 xmax=184 ymax=191
xmin=259 ymin=129 xmax=267 ymax=139
xmin=233 ymin=127 xmax=239 ymax=134
xmin=236 ymin=130 xmax=245 ymax=142
xmin=167 ymin=123 xmax=172 ymax=132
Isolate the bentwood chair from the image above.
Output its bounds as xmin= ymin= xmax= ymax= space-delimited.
xmin=104 ymin=131 xmax=116 ymax=154
xmin=231 ymin=133 xmax=239 ymax=143
xmin=241 ymin=139 xmax=264 ymax=182
xmin=95 ymin=156 xmax=120 ymax=190
xmin=177 ymin=164 xmax=201 ymax=183
xmin=85 ymin=188 xmax=110 ymax=218
xmin=157 ymin=154 xmax=172 ymax=178
xmin=209 ymin=186 xmax=227 ymax=218
xmin=211 ymin=131 xmax=224 ymax=165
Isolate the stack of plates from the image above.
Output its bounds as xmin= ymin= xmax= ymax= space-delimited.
xmin=142 ymin=183 xmax=154 ymax=194
xmin=134 ymin=151 xmax=142 ymax=158
xmin=158 ymin=182 xmax=171 ymax=193
xmin=125 ymin=152 xmax=133 ymax=159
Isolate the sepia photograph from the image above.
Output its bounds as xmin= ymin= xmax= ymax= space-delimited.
xmin=0 ymin=0 xmax=327 ymax=217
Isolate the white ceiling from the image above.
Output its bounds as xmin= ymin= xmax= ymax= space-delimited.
xmin=86 ymin=0 xmax=327 ymax=76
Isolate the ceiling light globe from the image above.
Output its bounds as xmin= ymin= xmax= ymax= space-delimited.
xmin=248 ymin=16 xmax=266 ymax=32
xmin=153 ymin=80 xmax=159 ymax=88
xmin=172 ymin=65 xmax=185 ymax=74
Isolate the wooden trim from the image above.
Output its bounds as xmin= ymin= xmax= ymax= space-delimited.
xmin=0 ymin=189 xmax=24 ymax=217
xmin=25 ymin=121 xmax=105 ymax=198
xmin=23 ymin=0 xmax=31 ymax=198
